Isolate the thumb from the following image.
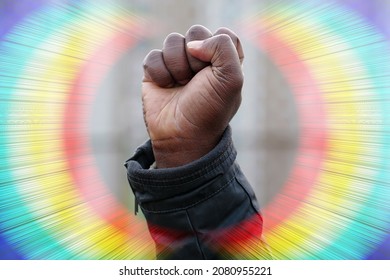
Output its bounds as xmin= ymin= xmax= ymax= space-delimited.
xmin=187 ymin=34 xmax=243 ymax=91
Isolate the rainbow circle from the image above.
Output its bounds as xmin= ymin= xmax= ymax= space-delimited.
xmin=245 ymin=1 xmax=390 ymax=259
xmin=0 ymin=0 xmax=389 ymax=260
xmin=0 ymin=1 xmax=154 ymax=259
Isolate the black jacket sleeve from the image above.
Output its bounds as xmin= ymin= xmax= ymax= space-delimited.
xmin=124 ymin=127 xmax=272 ymax=259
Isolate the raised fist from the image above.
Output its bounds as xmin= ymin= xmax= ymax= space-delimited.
xmin=142 ymin=25 xmax=244 ymax=168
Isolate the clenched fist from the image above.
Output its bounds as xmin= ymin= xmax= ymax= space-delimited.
xmin=142 ymin=25 xmax=244 ymax=168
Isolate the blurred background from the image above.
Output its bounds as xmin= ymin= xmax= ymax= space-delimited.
xmin=0 ymin=0 xmax=389 ymax=259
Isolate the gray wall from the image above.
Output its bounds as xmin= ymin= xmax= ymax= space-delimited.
xmin=90 ymin=0 xmax=299 ymax=213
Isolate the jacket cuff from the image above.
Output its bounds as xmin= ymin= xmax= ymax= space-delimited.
xmin=124 ymin=126 xmax=237 ymax=213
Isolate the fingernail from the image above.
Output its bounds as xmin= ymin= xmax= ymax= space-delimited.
xmin=187 ymin=40 xmax=203 ymax=49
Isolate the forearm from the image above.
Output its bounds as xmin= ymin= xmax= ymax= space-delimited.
xmin=124 ymin=127 xmax=271 ymax=259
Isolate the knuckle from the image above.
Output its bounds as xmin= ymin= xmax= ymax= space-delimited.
xmin=214 ymin=27 xmax=234 ymax=36
xmin=217 ymin=33 xmax=232 ymax=43
xmin=212 ymin=34 xmax=233 ymax=48
xmin=143 ymin=49 xmax=162 ymax=70
xmin=214 ymin=27 xmax=239 ymax=42
xmin=186 ymin=24 xmax=212 ymax=39
xmin=163 ymin=33 xmax=185 ymax=57
xmin=164 ymin=32 xmax=184 ymax=45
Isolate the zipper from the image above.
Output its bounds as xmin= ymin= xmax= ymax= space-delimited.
xmin=134 ymin=196 xmax=139 ymax=215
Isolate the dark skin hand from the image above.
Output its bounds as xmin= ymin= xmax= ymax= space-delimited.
xmin=142 ymin=25 xmax=244 ymax=168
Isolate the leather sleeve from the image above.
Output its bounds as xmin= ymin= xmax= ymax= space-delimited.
xmin=124 ymin=127 xmax=272 ymax=259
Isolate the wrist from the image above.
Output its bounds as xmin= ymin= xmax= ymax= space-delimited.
xmin=151 ymin=136 xmax=220 ymax=168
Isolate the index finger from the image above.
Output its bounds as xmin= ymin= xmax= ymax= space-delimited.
xmin=213 ymin=27 xmax=244 ymax=65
